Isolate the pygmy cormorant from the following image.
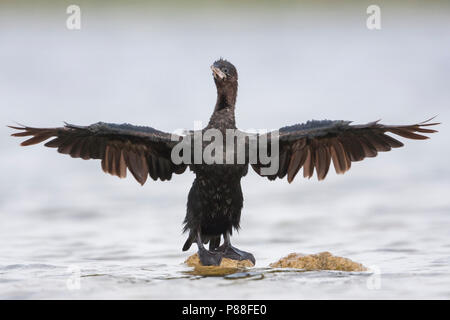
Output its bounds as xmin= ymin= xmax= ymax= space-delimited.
xmin=9 ymin=59 xmax=439 ymax=266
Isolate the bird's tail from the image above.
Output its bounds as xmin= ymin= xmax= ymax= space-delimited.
xmin=208 ymin=236 xmax=221 ymax=251
xmin=182 ymin=234 xmax=194 ymax=251
xmin=182 ymin=234 xmax=221 ymax=251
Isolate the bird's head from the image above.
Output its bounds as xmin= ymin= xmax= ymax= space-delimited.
xmin=211 ymin=59 xmax=238 ymax=85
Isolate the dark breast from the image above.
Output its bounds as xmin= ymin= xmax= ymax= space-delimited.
xmin=186 ymin=108 xmax=247 ymax=235
xmin=187 ymin=163 xmax=248 ymax=235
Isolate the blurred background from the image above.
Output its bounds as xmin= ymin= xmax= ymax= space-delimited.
xmin=0 ymin=0 xmax=449 ymax=299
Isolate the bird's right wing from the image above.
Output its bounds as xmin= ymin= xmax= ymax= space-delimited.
xmin=9 ymin=122 xmax=188 ymax=185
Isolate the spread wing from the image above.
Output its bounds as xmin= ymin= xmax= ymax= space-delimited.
xmin=9 ymin=122 xmax=187 ymax=185
xmin=251 ymin=118 xmax=439 ymax=182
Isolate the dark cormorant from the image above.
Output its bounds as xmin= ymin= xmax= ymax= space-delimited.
xmin=9 ymin=59 xmax=439 ymax=266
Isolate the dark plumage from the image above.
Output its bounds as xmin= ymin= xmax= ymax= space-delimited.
xmin=9 ymin=58 xmax=439 ymax=266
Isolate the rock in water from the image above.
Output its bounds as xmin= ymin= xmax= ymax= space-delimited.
xmin=269 ymin=252 xmax=367 ymax=272
xmin=184 ymin=252 xmax=365 ymax=275
xmin=184 ymin=253 xmax=254 ymax=276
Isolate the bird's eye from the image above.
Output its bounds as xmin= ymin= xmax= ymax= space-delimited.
xmin=222 ymin=68 xmax=228 ymax=74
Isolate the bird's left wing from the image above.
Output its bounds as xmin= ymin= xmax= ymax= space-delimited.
xmin=9 ymin=122 xmax=187 ymax=185
xmin=250 ymin=118 xmax=439 ymax=182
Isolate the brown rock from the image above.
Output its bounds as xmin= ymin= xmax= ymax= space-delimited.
xmin=269 ymin=252 xmax=367 ymax=272
xmin=184 ymin=253 xmax=254 ymax=276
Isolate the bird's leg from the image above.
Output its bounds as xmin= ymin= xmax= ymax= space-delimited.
xmin=196 ymin=230 xmax=223 ymax=266
xmin=216 ymin=233 xmax=256 ymax=265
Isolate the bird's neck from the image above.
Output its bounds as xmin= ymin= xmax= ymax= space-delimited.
xmin=208 ymin=84 xmax=237 ymax=129
xmin=214 ymin=82 xmax=238 ymax=112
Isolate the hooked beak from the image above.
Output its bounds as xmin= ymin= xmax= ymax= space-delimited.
xmin=211 ymin=65 xmax=226 ymax=80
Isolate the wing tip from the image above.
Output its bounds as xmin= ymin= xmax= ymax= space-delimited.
xmin=8 ymin=123 xmax=27 ymax=136
xmin=420 ymin=115 xmax=439 ymax=124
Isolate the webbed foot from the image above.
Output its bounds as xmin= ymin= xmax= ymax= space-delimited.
xmin=198 ymin=247 xmax=223 ymax=266
xmin=215 ymin=244 xmax=256 ymax=265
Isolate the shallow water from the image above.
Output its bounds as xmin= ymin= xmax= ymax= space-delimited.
xmin=0 ymin=2 xmax=449 ymax=299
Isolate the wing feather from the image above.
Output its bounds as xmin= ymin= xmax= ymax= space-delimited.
xmin=9 ymin=122 xmax=186 ymax=185
xmin=303 ymin=146 xmax=314 ymax=179
xmin=287 ymin=149 xmax=306 ymax=183
xmin=251 ymin=117 xmax=439 ymax=182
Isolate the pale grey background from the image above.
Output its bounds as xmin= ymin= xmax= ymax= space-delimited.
xmin=0 ymin=1 xmax=449 ymax=298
